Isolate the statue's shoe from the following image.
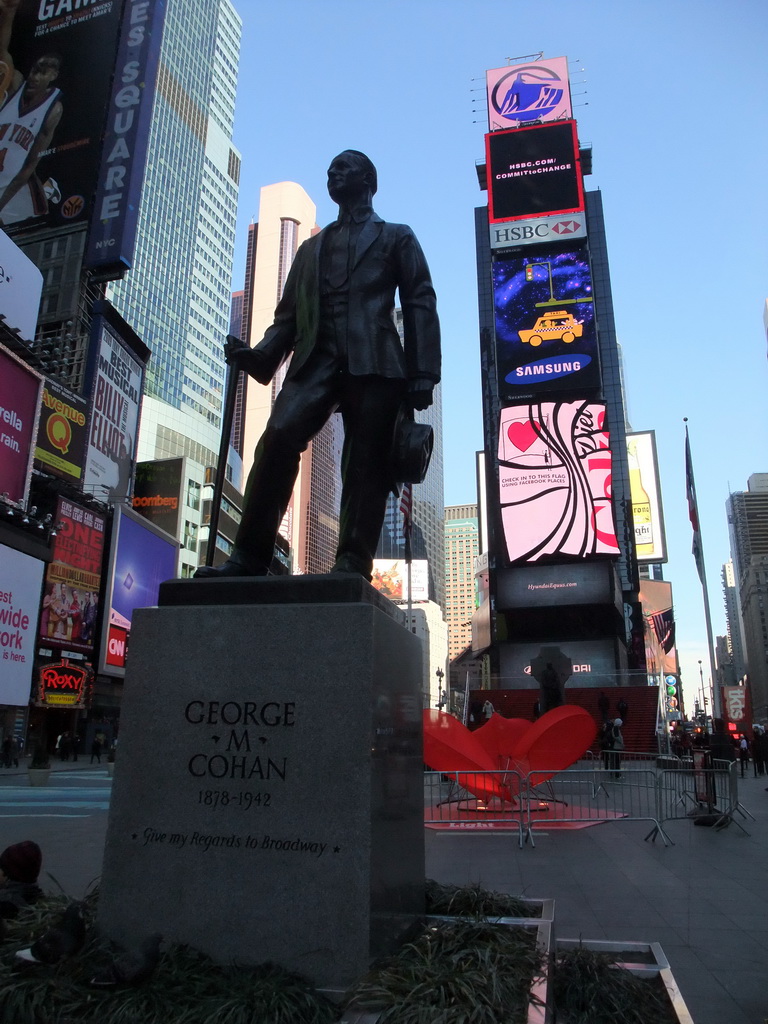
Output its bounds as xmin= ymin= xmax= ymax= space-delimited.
xmin=193 ymin=558 xmax=267 ymax=579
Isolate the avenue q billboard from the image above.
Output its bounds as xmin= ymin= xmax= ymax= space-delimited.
xmin=0 ymin=0 xmax=125 ymax=235
xmin=486 ymin=121 xmax=584 ymax=224
xmin=486 ymin=57 xmax=572 ymax=131
xmin=493 ymin=250 xmax=600 ymax=398
xmin=497 ymin=401 xmax=620 ymax=564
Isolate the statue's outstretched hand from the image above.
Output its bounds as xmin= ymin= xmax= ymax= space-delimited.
xmin=408 ymin=378 xmax=434 ymax=411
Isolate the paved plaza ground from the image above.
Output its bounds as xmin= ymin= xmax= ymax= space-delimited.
xmin=1 ymin=759 xmax=767 ymax=1023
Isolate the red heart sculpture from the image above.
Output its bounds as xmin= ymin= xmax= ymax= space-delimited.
xmin=507 ymin=419 xmax=541 ymax=452
xmin=512 ymin=706 xmax=596 ymax=787
xmin=422 ymin=710 xmax=509 ymax=802
xmin=423 ymin=707 xmax=596 ymax=799
xmin=475 ymin=714 xmax=532 ymax=768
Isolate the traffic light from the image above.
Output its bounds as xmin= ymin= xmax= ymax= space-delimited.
xmin=525 ymin=265 xmax=534 ymax=282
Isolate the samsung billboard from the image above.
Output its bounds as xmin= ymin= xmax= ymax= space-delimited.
xmin=497 ymin=401 xmax=620 ymax=564
xmin=493 ymin=250 xmax=600 ymax=398
xmin=486 ymin=121 xmax=584 ymax=224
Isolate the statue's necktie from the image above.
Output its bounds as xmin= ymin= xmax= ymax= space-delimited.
xmin=328 ymin=220 xmax=350 ymax=288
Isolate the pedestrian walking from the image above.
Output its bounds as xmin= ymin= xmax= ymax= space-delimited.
xmin=617 ymin=697 xmax=628 ymax=724
xmin=738 ymin=736 xmax=749 ymax=778
xmin=482 ymin=700 xmax=495 ymax=721
xmin=597 ymin=691 xmax=609 ymax=721
xmin=610 ymin=718 xmax=624 ymax=776
xmin=599 ymin=719 xmax=614 ymax=769
xmin=90 ymin=737 xmax=102 ymax=764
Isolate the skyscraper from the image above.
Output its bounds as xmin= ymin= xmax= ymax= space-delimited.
xmin=727 ymin=474 xmax=768 ymax=717
xmin=444 ymin=504 xmax=479 ymax=661
xmin=238 ymin=182 xmax=344 ymax=575
xmin=107 ymin=0 xmax=242 ymax=576
xmin=376 ymin=309 xmax=445 ymax=606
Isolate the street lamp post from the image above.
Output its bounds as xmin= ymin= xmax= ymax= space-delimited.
xmin=435 ymin=667 xmax=445 ymax=710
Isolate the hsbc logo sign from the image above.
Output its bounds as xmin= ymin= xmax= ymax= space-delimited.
xmin=490 ymin=212 xmax=587 ymax=249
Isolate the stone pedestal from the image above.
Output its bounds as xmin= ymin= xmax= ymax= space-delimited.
xmin=99 ymin=576 xmax=425 ymax=989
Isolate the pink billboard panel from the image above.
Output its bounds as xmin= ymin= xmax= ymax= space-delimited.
xmin=497 ymin=401 xmax=620 ymax=563
xmin=0 ymin=344 xmax=42 ymax=505
xmin=486 ymin=57 xmax=572 ymax=131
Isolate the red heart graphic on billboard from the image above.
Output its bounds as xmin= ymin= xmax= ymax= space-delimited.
xmin=507 ymin=420 xmax=540 ymax=452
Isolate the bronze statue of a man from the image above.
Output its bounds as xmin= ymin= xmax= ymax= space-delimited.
xmin=195 ymin=150 xmax=440 ymax=580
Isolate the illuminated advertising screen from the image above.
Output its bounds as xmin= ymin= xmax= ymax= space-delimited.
xmin=0 ymin=344 xmax=42 ymax=505
xmin=627 ymin=431 xmax=667 ymax=564
xmin=486 ymin=121 xmax=584 ymax=224
xmin=496 ymin=561 xmax=620 ymax=610
xmin=99 ymin=505 xmax=178 ymax=678
xmin=40 ymin=497 xmax=104 ymax=654
xmin=722 ymin=685 xmax=750 ymax=727
xmin=82 ymin=306 xmax=147 ymax=502
xmin=500 ymin=637 xmax=624 ymax=689
xmin=132 ymin=459 xmax=183 ymax=537
xmin=0 ymin=229 xmax=43 ymax=341
xmin=34 ymin=378 xmax=89 ymax=483
xmin=493 ymin=250 xmax=600 ymax=397
xmin=85 ymin=0 xmax=166 ymax=276
xmin=486 ymin=57 xmax=572 ymax=131
xmin=639 ymin=579 xmax=677 ymax=678
xmin=371 ymin=559 xmax=429 ymax=603
xmin=36 ymin=659 xmax=91 ymax=708
xmin=0 ymin=0 xmax=124 ymax=237
xmin=497 ymin=401 xmax=620 ymax=563
xmin=0 ymin=544 xmax=44 ymax=705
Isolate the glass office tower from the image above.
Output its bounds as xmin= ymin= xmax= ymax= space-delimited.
xmin=107 ymin=0 xmax=242 ymax=576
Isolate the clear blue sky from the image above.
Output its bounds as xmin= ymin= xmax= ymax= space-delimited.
xmin=229 ymin=0 xmax=768 ymax=710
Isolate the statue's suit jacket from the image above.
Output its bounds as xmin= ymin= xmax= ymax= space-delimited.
xmin=248 ymin=213 xmax=441 ymax=386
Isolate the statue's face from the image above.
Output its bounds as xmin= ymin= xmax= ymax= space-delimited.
xmin=327 ymin=153 xmax=370 ymax=204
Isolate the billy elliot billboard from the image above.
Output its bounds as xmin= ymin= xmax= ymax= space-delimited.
xmin=85 ymin=0 xmax=166 ymax=277
xmin=497 ymin=401 xmax=620 ymax=564
xmin=486 ymin=121 xmax=584 ymax=224
xmin=82 ymin=301 xmax=148 ymax=502
xmin=0 ymin=0 xmax=125 ymax=235
xmin=34 ymin=377 xmax=89 ymax=483
xmin=486 ymin=57 xmax=572 ymax=131
xmin=40 ymin=497 xmax=104 ymax=654
xmin=493 ymin=250 xmax=600 ymax=398
xmin=98 ymin=504 xmax=177 ymax=678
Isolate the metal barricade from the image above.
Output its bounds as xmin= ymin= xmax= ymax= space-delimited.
xmin=655 ymin=762 xmax=752 ymax=836
xmin=424 ymin=770 xmax=526 ymax=847
xmin=524 ymin=767 xmax=672 ymax=846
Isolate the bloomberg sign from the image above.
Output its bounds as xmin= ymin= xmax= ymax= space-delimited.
xmin=85 ymin=0 xmax=167 ymax=277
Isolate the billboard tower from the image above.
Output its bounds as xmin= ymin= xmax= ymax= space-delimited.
xmin=474 ymin=56 xmax=644 ymax=692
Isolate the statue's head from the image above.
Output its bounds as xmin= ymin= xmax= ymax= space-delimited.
xmin=327 ymin=150 xmax=378 ymax=204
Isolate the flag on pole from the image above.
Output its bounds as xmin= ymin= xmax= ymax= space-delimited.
xmin=400 ymin=483 xmax=413 ymax=563
xmin=685 ymin=424 xmax=704 ymax=583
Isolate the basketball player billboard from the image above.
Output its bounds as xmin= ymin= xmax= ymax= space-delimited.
xmin=0 ymin=0 xmax=125 ymax=236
